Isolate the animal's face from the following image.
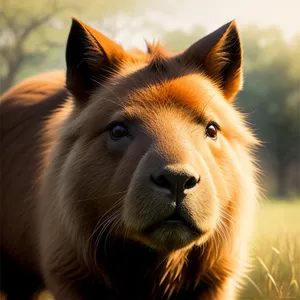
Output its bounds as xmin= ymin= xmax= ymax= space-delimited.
xmin=120 ymin=79 xmax=223 ymax=251
xmin=57 ymin=18 xmax=257 ymax=252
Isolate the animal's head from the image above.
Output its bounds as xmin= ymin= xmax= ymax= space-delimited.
xmin=51 ymin=18 xmax=258 ymax=254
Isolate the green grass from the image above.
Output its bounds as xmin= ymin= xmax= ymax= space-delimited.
xmin=239 ymin=199 xmax=300 ymax=299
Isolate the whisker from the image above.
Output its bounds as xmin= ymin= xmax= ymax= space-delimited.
xmin=93 ymin=214 xmax=118 ymax=266
xmin=84 ymin=196 xmax=124 ymax=257
xmin=104 ymin=213 xmax=123 ymax=256
xmin=91 ymin=194 xmax=127 ymax=266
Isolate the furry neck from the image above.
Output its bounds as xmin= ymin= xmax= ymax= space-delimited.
xmin=94 ymin=238 xmax=232 ymax=299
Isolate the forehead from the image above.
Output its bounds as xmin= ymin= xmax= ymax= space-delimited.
xmin=128 ymin=74 xmax=220 ymax=106
xmin=113 ymin=54 xmax=228 ymax=117
xmin=89 ymin=53 xmax=234 ymax=127
xmin=122 ymin=74 xmax=227 ymax=122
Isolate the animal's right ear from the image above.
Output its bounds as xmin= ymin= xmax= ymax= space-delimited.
xmin=66 ymin=18 xmax=125 ymax=105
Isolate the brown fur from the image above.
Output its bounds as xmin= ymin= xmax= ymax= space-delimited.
xmin=0 ymin=18 xmax=260 ymax=299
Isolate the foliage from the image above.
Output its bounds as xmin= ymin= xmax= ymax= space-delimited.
xmin=0 ymin=0 xmax=76 ymax=92
xmin=0 ymin=0 xmax=164 ymax=93
xmin=238 ymin=27 xmax=300 ymax=197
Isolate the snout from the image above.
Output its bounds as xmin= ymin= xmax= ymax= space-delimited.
xmin=123 ymin=150 xmax=217 ymax=251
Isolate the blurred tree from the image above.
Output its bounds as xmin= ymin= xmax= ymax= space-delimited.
xmin=0 ymin=0 xmax=78 ymax=93
xmin=0 ymin=0 xmax=165 ymax=94
xmin=239 ymin=27 xmax=300 ymax=197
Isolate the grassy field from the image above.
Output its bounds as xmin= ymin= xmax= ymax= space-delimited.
xmin=239 ymin=198 xmax=300 ymax=299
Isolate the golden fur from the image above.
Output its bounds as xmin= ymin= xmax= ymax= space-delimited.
xmin=0 ymin=18 xmax=260 ymax=299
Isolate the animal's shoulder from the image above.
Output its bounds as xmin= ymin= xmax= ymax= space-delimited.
xmin=0 ymin=71 xmax=66 ymax=106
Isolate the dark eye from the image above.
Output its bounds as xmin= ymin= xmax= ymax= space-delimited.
xmin=110 ymin=123 xmax=128 ymax=140
xmin=205 ymin=122 xmax=219 ymax=140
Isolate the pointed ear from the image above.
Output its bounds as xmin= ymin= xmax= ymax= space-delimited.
xmin=181 ymin=21 xmax=243 ymax=102
xmin=66 ymin=18 xmax=125 ymax=105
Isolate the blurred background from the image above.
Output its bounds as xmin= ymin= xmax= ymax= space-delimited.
xmin=0 ymin=0 xmax=299 ymax=298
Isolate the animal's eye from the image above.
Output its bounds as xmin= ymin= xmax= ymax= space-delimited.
xmin=205 ymin=122 xmax=219 ymax=140
xmin=110 ymin=123 xmax=128 ymax=140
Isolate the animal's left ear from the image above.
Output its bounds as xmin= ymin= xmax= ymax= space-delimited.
xmin=181 ymin=20 xmax=243 ymax=102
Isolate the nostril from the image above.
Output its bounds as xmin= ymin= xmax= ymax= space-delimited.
xmin=184 ymin=176 xmax=200 ymax=190
xmin=151 ymin=168 xmax=200 ymax=193
xmin=151 ymin=174 xmax=172 ymax=190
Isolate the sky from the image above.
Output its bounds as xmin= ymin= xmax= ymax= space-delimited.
xmin=155 ymin=0 xmax=300 ymax=38
xmin=117 ymin=0 xmax=300 ymax=48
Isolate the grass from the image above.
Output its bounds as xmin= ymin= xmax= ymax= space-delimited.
xmin=239 ymin=198 xmax=300 ymax=299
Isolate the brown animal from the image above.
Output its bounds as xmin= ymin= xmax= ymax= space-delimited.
xmin=0 ymin=18 xmax=260 ymax=300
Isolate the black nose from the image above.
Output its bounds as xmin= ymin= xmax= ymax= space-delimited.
xmin=151 ymin=167 xmax=200 ymax=194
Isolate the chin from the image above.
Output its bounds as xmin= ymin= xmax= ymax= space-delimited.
xmin=135 ymin=224 xmax=208 ymax=252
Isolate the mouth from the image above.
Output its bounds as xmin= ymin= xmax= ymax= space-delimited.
xmin=143 ymin=212 xmax=202 ymax=236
